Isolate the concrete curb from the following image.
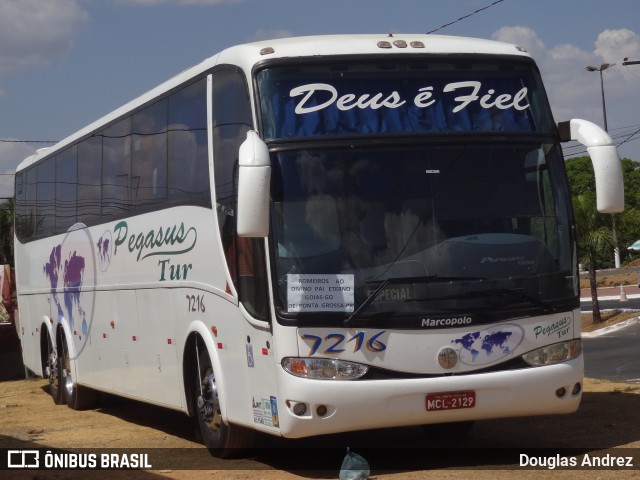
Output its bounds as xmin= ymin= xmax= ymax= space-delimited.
xmin=582 ymin=316 xmax=640 ymax=338
xmin=580 ymin=293 xmax=640 ymax=302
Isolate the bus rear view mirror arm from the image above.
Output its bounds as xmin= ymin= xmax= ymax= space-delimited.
xmin=237 ymin=130 xmax=271 ymax=237
xmin=558 ymin=119 xmax=624 ymax=213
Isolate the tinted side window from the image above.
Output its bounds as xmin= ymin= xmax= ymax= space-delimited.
xmin=212 ymin=67 xmax=253 ymax=239
xmin=211 ymin=66 xmax=267 ymax=320
xmin=78 ymin=136 xmax=102 ymax=225
xmin=56 ymin=146 xmax=77 ymax=232
xmin=168 ymin=78 xmax=210 ymax=206
xmin=24 ymin=168 xmax=37 ymax=238
xmin=17 ymin=75 xmax=214 ymax=242
xmin=36 ymin=158 xmax=56 ymax=236
xmin=133 ymin=99 xmax=168 ymax=209
xmin=14 ymin=172 xmax=26 ymax=239
xmin=102 ymin=118 xmax=132 ymax=219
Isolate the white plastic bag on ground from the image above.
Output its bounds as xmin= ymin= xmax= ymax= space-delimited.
xmin=339 ymin=447 xmax=370 ymax=480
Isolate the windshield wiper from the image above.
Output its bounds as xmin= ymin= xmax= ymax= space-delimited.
xmin=463 ymin=288 xmax=556 ymax=312
xmin=343 ymin=275 xmax=486 ymax=327
xmin=344 ymin=279 xmax=390 ymax=327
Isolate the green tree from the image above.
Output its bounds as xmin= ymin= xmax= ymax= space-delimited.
xmin=572 ymin=192 xmax=615 ymax=323
xmin=565 ymin=156 xmax=595 ymax=196
xmin=566 ymin=155 xmax=640 ymax=323
xmin=566 ymin=156 xmax=640 ymax=267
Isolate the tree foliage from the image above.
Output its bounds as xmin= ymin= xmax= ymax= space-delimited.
xmin=565 ymin=155 xmax=639 ymax=323
xmin=565 ymin=156 xmax=640 ymax=268
xmin=572 ymin=192 xmax=615 ymax=323
xmin=0 ymin=199 xmax=14 ymax=264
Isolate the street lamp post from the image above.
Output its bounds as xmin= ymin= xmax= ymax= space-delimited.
xmin=585 ymin=63 xmax=614 ymax=131
xmin=585 ymin=63 xmax=620 ymax=268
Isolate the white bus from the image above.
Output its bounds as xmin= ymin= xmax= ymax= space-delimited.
xmin=14 ymin=34 xmax=623 ymax=456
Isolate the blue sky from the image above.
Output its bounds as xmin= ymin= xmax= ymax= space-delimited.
xmin=1 ymin=0 xmax=640 ymax=197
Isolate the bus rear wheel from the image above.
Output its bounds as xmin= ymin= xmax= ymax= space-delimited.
xmin=194 ymin=346 xmax=254 ymax=457
xmin=45 ymin=334 xmax=63 ymax=405
xmin=59 ymin=334 xmax=97 ymax=410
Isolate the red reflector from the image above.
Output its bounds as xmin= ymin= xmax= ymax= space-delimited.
xmin=132 ymin=336 xmax=137 ymax=341
xmin=217 ymin=343 xmax=223 ymax=349
xmin=102 ymin=333 xmax=107 ymax=339
xmin=167 ymin=339 xmax=172 ymax=345
xmin=262 ymin=348 xmax=269 ymax=355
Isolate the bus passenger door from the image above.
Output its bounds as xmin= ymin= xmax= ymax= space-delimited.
xmin=237 ymin=237 xmax=280 ymax=433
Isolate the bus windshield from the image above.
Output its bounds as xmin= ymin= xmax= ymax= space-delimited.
xmin=258 ymin=59 xmax=573 ymax=326
xmin=270 ymin=143 xmax=575 ymax=324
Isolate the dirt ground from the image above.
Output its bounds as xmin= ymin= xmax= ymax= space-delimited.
xmin=579 ymin=270 xmax=639 ymax=290
xmin=1 ymin=375 xmax=640 ymax=480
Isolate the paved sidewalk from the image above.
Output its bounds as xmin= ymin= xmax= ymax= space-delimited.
xmin=580 ymin=283 xmax=640 ymax=337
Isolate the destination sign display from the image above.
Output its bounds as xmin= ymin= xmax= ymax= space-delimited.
xmin=258 ymin=62 xmax=552 ymax=140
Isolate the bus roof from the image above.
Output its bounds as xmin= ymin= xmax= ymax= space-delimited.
xmin=17 ymin=34 xmax=531 ymax=171
xmin=219 ymin=33 xmax=530 ymax=66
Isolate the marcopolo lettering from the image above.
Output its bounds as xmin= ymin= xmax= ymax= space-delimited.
xmin=421 ymin=316 xmax=473 ymax=328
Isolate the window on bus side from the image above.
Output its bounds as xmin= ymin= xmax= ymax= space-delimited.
xmin=211 ymin=66 xmax=268 ymax=321
xmin=14 ymin=172 xmax=27 ymax=239
xmin=16 ymin=77 xmax=213 ymax=241
xmin=132 ymin=99 xmax=168 ymax=209
xmin=168 ymin=78 xmax=210 ymax=206
xmin=102 ymin=117 xmax=132 ymax=219
xmin=56 ymin=146 xmax=78 ymax=232
xmin=36 ymin=158 xmax=56 ymax=237
xmin=24 ymin=168 xmax=37 ymax=239
xmin=77 ymin=136 xmax=102 ymax=225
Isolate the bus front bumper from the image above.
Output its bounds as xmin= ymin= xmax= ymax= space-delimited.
xmin=274 ymin=356 xmax=583 ymax=439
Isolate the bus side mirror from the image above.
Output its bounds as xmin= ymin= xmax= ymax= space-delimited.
xmin=558 ymin=119 xmax=624 ymax=213
xmin=237 ymin=131 xmax=271 ymax=237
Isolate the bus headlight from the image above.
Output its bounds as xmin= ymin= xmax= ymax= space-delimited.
xmin=282 ymin=358 xmax=369 ymax=380
xmin=522 ymin=339 xmax=582 ymax=367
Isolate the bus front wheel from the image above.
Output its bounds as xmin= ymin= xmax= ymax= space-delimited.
xmin=421 ymin=420 xmax=475 ymax=440
xmin=194 ymin=346 xmax=254 ymax=457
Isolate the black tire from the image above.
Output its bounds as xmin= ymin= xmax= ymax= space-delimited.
xmin=45 ymin=333 xmax=63 ymax=405
xmin=194 ymin=346 xmax=254 ymax=457
xmin=59 ymin=334 xmax=97 ymax=410
xmin=421 ymin=420 xmax=475 ymax=440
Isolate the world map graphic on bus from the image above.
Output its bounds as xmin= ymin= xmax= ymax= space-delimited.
xmin=44 ymin=245 xmax=89 ymax=337
xmin=452 ymin=324 xmax=524 ymax=365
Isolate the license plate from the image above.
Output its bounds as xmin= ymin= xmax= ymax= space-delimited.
xmin=426 ymin=390 xmax=476 ymax=411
